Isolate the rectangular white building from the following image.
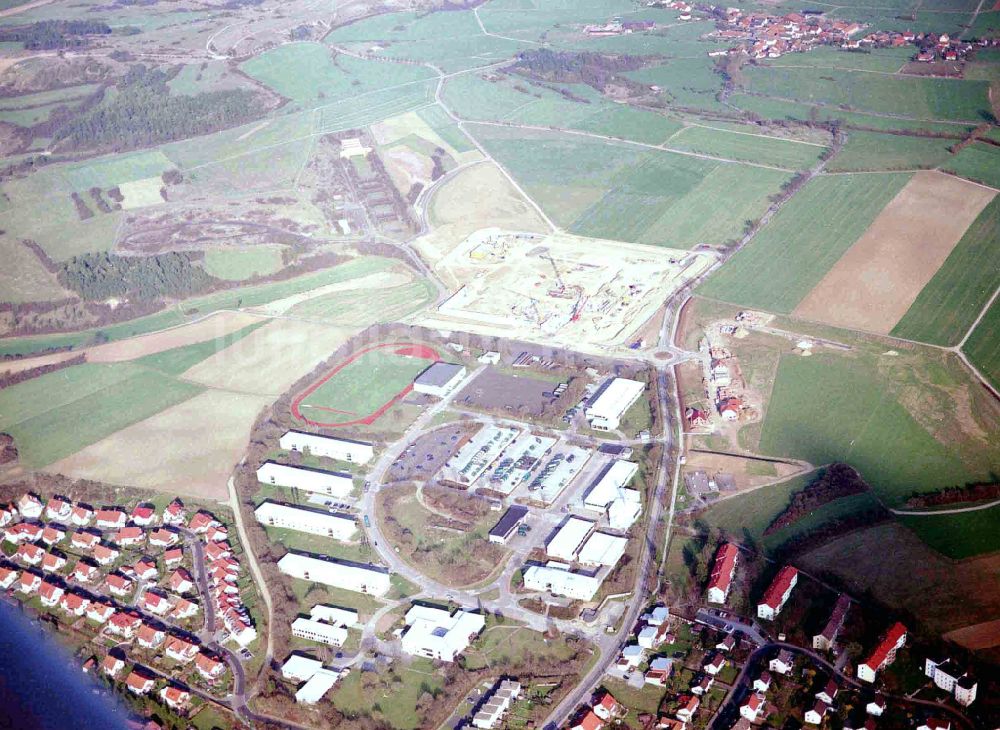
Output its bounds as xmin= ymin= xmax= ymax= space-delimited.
xmin=292 ymin=617 xmax=349 ymax=647
xmin=255 ymin=502 xmax=356 ymax=541
xmin=523 ymin=565 xmax=601 ymax=601
xmin=257 ymin=462 xmax=354 ymax=499
xmin=401 ymin=605 xmax=485 ymax=662
xmin=577 ymin=531 xmax=628 ymax=567
xmin=413 ymin=362 xmax=467 ymax=397
xmin=310 ymin=605 xmax=359 ymax=627
xmin=278 ymin=553 xmax=391 ymax=596
xmin=296 ymin=668 xmax=345 ymax=704
xmin=585 ymin=378 xmax=645 ymax=431
xmin=281 ymin=654 xmax=323 ymax=683
xmin=473 ymin=680 xmax=522 ymax=729
xmin=583 ymin=460 xmax=639 ymax=511
xmin=280 ymin=431 xmax=374 ymax=465
xmin=545 ymin=517 xmax=596 ymax=562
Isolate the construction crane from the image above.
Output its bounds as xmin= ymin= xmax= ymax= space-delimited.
xmin=540 ymin=252 xmax=567 ymax=295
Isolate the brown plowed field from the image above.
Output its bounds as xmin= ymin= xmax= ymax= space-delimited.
xmin=792 ymin=171 xmax=995 ymax=334
xmin=86 ymin=311 xmax=261 ymax=362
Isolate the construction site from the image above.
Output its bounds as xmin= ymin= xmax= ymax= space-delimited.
xmin=415 ymin=229 xmax=714 ymax=353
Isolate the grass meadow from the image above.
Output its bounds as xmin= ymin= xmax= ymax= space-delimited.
xmin=757 ymin=353 xmax=977 ymax=505
xmin=697 ymin=173 xmax=911 ymax=311
xmin=892 ymin=197 xmax=1000 ymax=346
xmin=941 ymin=143 xmax=1000 ymax=189
xmin=666 ymin=125 xmax=827 ymax=170
xmin=899 ymin=507 xmax=1000 ymax=560
xmin=202 ymin=247 xmax=285 ymax=281
xmin=827 ymin=130 xmax=953 ymax=172
xmin=962 ymin=297 xmax=1000 ymax=390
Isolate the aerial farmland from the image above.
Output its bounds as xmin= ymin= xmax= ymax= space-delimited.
xmin=0 ymin=0 xmax=998 ymax=728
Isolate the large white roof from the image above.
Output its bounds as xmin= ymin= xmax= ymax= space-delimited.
xmin=583 ymin=460 xmax=639 ymax=510
xmin=545 ymin=517 xmax=595 ymax=561
xmin=522 ymin=565 xmax=601 ymax=600
xmin=295 ymin=668 xmax=343 ymax=704
xmin=281 ymin=654 xmax=322 ymax=681
xmin=577 ymin=531 xmax=628 ymax=567
xmin=586 ymin=378 xmax=645 ymax=419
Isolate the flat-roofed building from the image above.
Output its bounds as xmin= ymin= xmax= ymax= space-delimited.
xmin=488 ymin=506 xmax=529 ymax=544
xmin=280 ymin=431 xmax=374 ymax=465
xmin=296 ymin=668 xmax=346 ymax=704
xmin=545 ymin=517 xmax=596 ymax=561
xmin=401 ymin=605 xmax=485 ymax=662
xmin=577 ymin=531 xmax=627 ymax=567
xmin=281 ymin=654 xmax=323 ymax=683
xmin=278 ymin=553 xmax=391 ymax=596
xmin=585 ymin=378 xmax=645 ymax=431
xmin=583 ymin=461 xmax=639 ymax=511
xmin=413 ymin=362 xmax=467 ymax=397
xmin=292 ymin=617 xmax=349 ymax=647
xmin=309 ymin=605 xmax=359 ymax=627
xmin=257 ymin=462 xmax=354 ymax=499
xmin=522 ymin=564 xmax=601 ymax=601
xmin=255 ymin=502 xmax=356 ymax=541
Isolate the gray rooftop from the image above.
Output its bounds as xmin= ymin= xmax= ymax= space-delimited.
xmin=414 ymin=361 xmax=465 ymax=388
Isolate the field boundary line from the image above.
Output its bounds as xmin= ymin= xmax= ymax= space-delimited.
xmin=892 ymin=498 xmax=1000 ymax=516
xmin=959 ymin=282 xmax=1000 ymax=348
xmin=685 ymin=121 xmax=831 ymax=147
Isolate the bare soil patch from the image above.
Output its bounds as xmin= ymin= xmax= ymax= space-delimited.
xmin=944 ymin=618 xmax=1000 ymax=650
xmin=48 ymin=390 xmax=270 ymax=501
xmin=683 ymin=450 xmax=805 ymax=490
xmin=180 ymin=319 xmax=356 ymax=396
xmin=793 ymin=171 xmax=995 ymax=334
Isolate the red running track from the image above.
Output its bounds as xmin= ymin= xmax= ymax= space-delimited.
xmin=291 ymin=342 xmax=440 ymax=428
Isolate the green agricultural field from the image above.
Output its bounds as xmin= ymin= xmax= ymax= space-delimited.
xmin=474 ymin=125 xmax=788 ymax=247
xmin=892 ymin=197 xmax=1000 ymax=345
xmin=297 ymin=345 xmax=435 ymax=421
xmin=416 ymin=106 xmax=476 ymax=153
xmin=941 ymin=143 xmax=1000 ymax=189
xmin=624 ymin=58 xmax=729 ymax=112
xmin=315 ymin=81 xmax=437 ymax=135
xmin=729 ymin=93 xmax=976 ymax=135
xmin=759 ymin=46 xmax=912 ymax=73
xmin=962 ymin=296 xmax=1000 ymax=390
xmin=666 ymin=125 xmax=827 ymax=170
xmin=828 ymin=130 xmax=953 ymax=172
xmin=743 ymin=65 xmax=991 ymax=122
xmin=62 ymin=149 xmax=175 ymax=190
xmin=758 ymin=353 xmax=978 ymax=504
xmin=241 ymin=43 xmax=436 ymax=109
xmin=290 ymin=279 xmax=435 ymax=325
xmin=0 ymin=236 xmax=68 ymax=302
xmin=136 ymin=322 xmax=266 ymax=376
xmin=0 ymin=362 xmax=203 ymax=467
xmin=0 ymin=256 xmax=398 ymax=359
xmin=697 ymin=471 xmax=817 ymax=543
xmin=899 ymin=507 xmax=1000 ymax=560
xmin=201 ymin=247 xmax=285 ymax=281
xmin=697 ymin=173 xmax=911 ymax=312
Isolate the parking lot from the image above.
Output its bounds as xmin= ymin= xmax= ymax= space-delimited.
xmin=387 ymin=423 xmax=474 ymax=483
xmin=453 ymin=367 xmax=564 ymax=419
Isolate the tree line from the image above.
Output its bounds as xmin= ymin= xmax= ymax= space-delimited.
xmin=0 ymin=20 xmax=111 ymax=50
xmin=57 ymin=251 xmax=215 ymax=302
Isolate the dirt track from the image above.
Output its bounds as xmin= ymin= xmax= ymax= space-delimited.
xmin=793 ymin=171 xmax=995 ymax=334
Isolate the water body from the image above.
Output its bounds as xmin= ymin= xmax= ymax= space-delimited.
xmin=0 ymin=601 xmax=131 ymax=730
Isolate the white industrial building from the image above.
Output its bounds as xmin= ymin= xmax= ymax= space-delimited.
xmin=280 ymin=431 xmax=374 ymax=465
xmin=522 ymin=564 xmax=601 ymax=601
xmin=296 ymin=668 xmax=346 ymax=704
xmin=255 ymin=502 xmax=356 ymax=541
xmin=281 ymin=654 xmax=324 ymax=683
xmin=577 ymin=531 xmax=628 ymax=567
xmin=413 ymin=362 xmax=467 ymax=397
xmin=292 ymin=617 xmax=349 ymax=647
xmin=583 ymin=460 xmax=639 ymax=510
xmin=400 ymin=605 xmax=485 ymax=662
xmin=310 ymin=605 xmax=359 ymax=627
xmin=545 ymin=517 xmax=596 ymax=562
xmin=608 ymin=490 xmax=642 ymax=530
xmin=278 ymin=553 xmax=391 ymax=596
xmin=257 ymin=462 xmax=354 ymax=499
xmin=585 ymin=377 xmax=645 ymax=431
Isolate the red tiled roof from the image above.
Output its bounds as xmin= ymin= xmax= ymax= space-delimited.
xmin=577 ymin=711 xmax=603 ymax=730
xmin=125 ymin=671 xmax=153 ymax=691
xmin=132 ymin=506 xmax=155 ymax=520
xmin=760 ymin=566 xmax=798 ymax=609
xmin=862 ymin=622 xmax=907 ymax=671
xmin=708 ymin=543 xmax=739 ymax=594
xmin=598 ymin=692 xmax=618 ymax=710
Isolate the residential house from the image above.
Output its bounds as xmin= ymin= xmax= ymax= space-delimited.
xmin=716 ymin=634 xmax=737 ymax=652
xmin=86 ymin=601 xmax=115 ymax=624
xmin=188 ymin=511 xmax=219 ymax=534
xmin=137 ymin=624 xmax=166 ymax=650
xmin=593 ymin=691 xmax=622 ymax=721
xmin=195 ymin=652 xmax=226 ymax=681
xmin=106 ymin=574 xmax=133 ymax=597
xmin=753 ymin=670 xmax=772 ymax=694
xmin=140 ymin=590 xmax=170 ymax=615
xmin=102 ymin=655 xmax=125 ymax=678
xmin=163 ymin=547 xmax=184 ymax=567
xmin=93 ymin=544 xmax=120 ymax=566
xmin=107 ymin=612 xmax=142 ymax=638
xmin=814 ymin=594 xmax=851 ymax=651
xmin=41 ymin=551 xmax=66 ymax=573
xmin=17 ymin=493 xmax=43 ymax=520
xmin=916 ymin=720 xmax=951 ymax=730
xmin=113 ymin=527 xmax=145 ymax=548
xmin=0 ymin=566 xmax=18 ymax=589
xmin=169 ymin=568 xmax=194 ymax=594
xmin=163 ymin=500 xmax=186 ymax=526
xmin=71 ymin=505 xmax=94 ymax=527
xmin=675 ymin=695 xmax=700 ymax=723
xmin=60 ymin=591 xmax=90 ymax=617
xmin=571 ymin=710 xmax=604 ymax=730
xmin=816 ymin=678 xmax=838 ymax=705
xmin=165 ymin=637 xmax=199 ymax=663
xmin=866 ymin=694 xmax=886 ymax=716
xmin=770 ymin=649 xmax=794 ymax=675
xmin=645 ymin=657 xmax=673 ymax=686
xmin=740 ymin=692 xmax=766 ymax=722
xmin=16 ymin=543 xmax=44 ymax=566
xmin=39 ymin=580 xmax=64 ymax=607
xmin=133 ymin=558 xmax=158 ymax=581
xmin=638 ymin=622 xmax=670 ymax=649
xmin=95 ymin=509 xmax=127 ymax=530
xmin=0 ymin=503 xmax=16 ymax=527
xmin=45 ymin=497 xmax=72 ymax=522
xmin=703 ymin=654 xmax=726 ymax=676
xmin=804 ymin=700 xmax=830 ymax=725
xmin=17 ymin=570 xmax=41 ymax=594
xmin=40 ymin=525 xmax=66 ymax=546
xmin=125 ymin=671 xmax=156 ymax=695
xmin=71 ymin=530 xmax=100 ymax=551
xmin=692 ymin=675 xmax=714 ymax=696
xmin=149 ymin=528 xmax=179 ymax=549
xmin=159 ymin=686 xmax=190 ymax=711
xmin=172 ymin=598 xmax=199 ymax=620
xmin=131 ymin=505 xmax=157 ymax=527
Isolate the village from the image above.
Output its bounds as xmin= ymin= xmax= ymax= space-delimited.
xmin=0 ymin=491 xmax=256 ymax=726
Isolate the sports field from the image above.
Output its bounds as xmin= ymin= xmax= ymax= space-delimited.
xmin=758 ymin=353 xmax=977 ymax=505
xmin=292 ymin=342 xmax=441 ymax=427
xmin=698 ymin=173 xmax=911 ymax=312
xmin=792 ymin=172 xmax=995 ymax=334
xmin=892 ymin=197 xmax=1000 ymax=346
